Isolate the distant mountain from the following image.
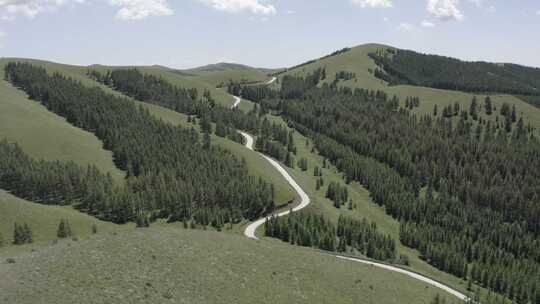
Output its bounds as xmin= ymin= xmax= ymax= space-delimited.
xmin=183 ymin=62 xmax=281 ymax=75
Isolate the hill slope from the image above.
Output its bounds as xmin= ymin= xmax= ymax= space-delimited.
xmin=0 ymin=61 xmax=125 ymax=183
xmin=1 ymin=58 xmax=237 ymax=107
xmin=0 ymin=190 xmax=125 ymax=247
xmin=0 ymin=227 xmax=455 ymax=304
xmin=183 ymin=62 xmax=274 ymax=87
xmin=278 ymin=44 xmax=540 ymax=132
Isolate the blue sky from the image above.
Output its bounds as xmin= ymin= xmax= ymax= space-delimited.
xmin=0 ymin=0 xmax=539 ymax=69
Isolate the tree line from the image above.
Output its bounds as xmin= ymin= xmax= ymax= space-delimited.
xmin=4 ymin=62 xmax=276 ymax=228
xmin=264 ymin=212 xmax=396 ymax=261
xmin=369 ymin=48 xmax=540 ymax=101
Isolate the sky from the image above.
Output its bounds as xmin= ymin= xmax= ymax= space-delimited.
xmin=0 ymin=0 xmax=539 ymax=69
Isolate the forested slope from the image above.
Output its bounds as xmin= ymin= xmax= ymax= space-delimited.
xmin=0 ymin=58 xmax=237 ymax=107
xmin=277 ymin=44 xmax=540 ymax=132
xmin=2 ymin=62 xmax=275 ymax=227
xmin=244 ymin=69 xmax=540 ymax=304
xmin=369 ymin=49 xmax=540 ymax=97
xmin=0 ymin=61 xmax=125 ymax=183
xmin=85 ymin=68 xmax=296 ymax=206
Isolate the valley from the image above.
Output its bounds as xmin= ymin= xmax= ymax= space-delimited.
xmin=1 ymin=43 xmax=539 ymax=304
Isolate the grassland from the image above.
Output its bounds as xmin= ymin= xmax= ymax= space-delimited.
xmin=0 ymin=190 xmax=126 ymax=249
xmin=278 ymin=43 xmax=540 ymax=132
xmin=0 ymin=226 xmax=456 ymax=304
xmin=188 ymin=69 xmax=270 ymax=87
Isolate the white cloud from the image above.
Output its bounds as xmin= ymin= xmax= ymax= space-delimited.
xmin=351 ymin=0 xmax=392 ymax=8
xmin=427 ymin=0 xmax=464 ymax=21
xmin=421 ymin=20 xmax=435 ymax=27
xmin=536 ymin=10 xmax=540 ymax=16
xmin=0 ymin=0 xmax=84 ymax=20
xmin=397 ymin=22 xmax=415 ymax=32
xmin=467 ymin=0 xmax=483 ymax=7
xmin=199 ymin=0 xmax=276 ymax=15
xmin=110 ymin=0 xmax=173 ymax=20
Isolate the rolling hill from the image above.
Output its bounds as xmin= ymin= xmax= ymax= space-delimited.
xmin=0 ymin=58 xmax=296 ymax=217
xmin=182 ymin=62 xmax=276 ymax=87
xmin=277 ymin=43 xmax=540 ymax=133
xmin=3 ymin=44 xmax=538 ymax=304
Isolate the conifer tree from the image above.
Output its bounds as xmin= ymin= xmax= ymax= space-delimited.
xmin=22 ymin=223 xmax=32 ymax=244
xmin=57 ymin=219 xmax=68 ymax=238
xmin=470 ymin=97 xmax=479 ymax=120
xmin=485 ymin=96 xmax=493 ymax=115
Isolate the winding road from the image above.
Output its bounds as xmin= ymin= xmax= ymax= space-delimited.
xmin=239 ymin=130 xmax=311 ymax=240
xmin=231 ymin=96 xmax=242 ymax=109
xmin=266 ymin=76 xmax=277 ymax=85
xmin=231 ymin=94 xmax=469 ymax=302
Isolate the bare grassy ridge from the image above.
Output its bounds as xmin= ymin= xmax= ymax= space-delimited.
xmin=0 ymin=227 xmax=455 ymax=304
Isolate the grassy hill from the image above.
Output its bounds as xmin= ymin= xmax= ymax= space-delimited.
xmin=278 ymin=44 xmax=540 ymax=133
xmin=0 ymin=227 xmax=456 ymax=304
xmin=183 ymin=62 xmax=274 ymax=87
xmin=0 ymin=190 xmax=126 ymax=249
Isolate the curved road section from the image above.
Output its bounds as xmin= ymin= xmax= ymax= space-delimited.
xmin=266 ymin=76 xmax=277 ymax=85
xmin=240 ymin=131 xmax=311 ymax=240
xmin=231 ymin=96 xmax=241 ymax=109
xmin=232 ymin=96 xmax=469 ymax=302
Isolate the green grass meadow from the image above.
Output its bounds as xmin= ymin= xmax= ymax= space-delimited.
xmin=0 ymin=226 xmax=456 ymax=304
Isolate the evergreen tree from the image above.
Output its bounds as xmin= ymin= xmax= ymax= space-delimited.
xmin=203 ymin=131 xmax=212 ymax=150
xmin=470 ymin=97 xmax=479 ymax=120
xmin=57 ymin=219 xmax=68 ymax=238
xmin=485 ymin=96 xmax=493 ymax=115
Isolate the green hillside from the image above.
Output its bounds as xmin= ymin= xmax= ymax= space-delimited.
xmin=0 ymin=61 xmax=125 ymax=183
xmin=0 ymin=190 xmax=125 ymax=248
xmin=278 ymin=44 xmax=540 ymax=132
xmin=369 ymin=48 xmax=540 ymax=97
xmin=0 ymin=227 xmax=455 ymax=304
xmin=0 ymin=59 xmax=293 ymax=204
xmin=183 ymin=62 xmax=273 ymax=87
xmin=0 ymin=58 xmax=237 ymax=107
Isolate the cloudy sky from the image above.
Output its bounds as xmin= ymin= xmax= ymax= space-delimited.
xmin=0 ymin=0 xmax=539 ymax=68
